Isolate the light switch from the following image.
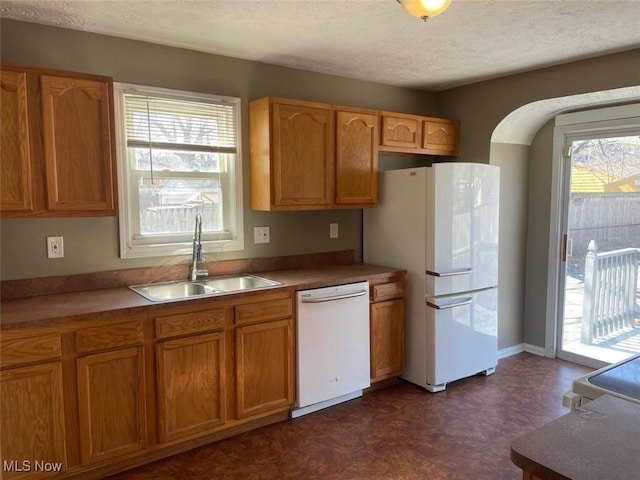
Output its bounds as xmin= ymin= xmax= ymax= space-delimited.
xmin=330 ymin=223 xmax=339 ymax=239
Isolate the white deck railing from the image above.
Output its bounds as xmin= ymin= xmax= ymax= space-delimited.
xmin=582 ymin=241 xmax=639 ymax=344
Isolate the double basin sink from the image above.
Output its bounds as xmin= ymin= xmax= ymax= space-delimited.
xmin=129 ymin=274 xmax=280 ymax=302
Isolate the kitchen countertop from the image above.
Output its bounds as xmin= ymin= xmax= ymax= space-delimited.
xmin=0 ymin=263 xmax=405 ymax=331
xmin=511 ymin=394 xmax=640 ymax=480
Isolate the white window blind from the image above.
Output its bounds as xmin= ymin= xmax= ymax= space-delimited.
xmin=124 ymin=94 xmax=238 ymax=154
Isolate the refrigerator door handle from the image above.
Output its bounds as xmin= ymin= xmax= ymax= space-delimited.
xmin=427 ymin=297 xmax=473 ymax=310
xmin=426 ymin=268 xmax=473 ymax=277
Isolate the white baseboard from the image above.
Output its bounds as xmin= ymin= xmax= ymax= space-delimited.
xmin=498 ymin=343 xmax=549 ymax=359
xmin=524 ymin=343 xmax=548 ymax=357
xmin=498 ymin=344 xmax=525 ymax=359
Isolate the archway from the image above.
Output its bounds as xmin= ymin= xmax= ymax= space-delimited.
xmin=488 ymin=86 xmax=640 ymax=360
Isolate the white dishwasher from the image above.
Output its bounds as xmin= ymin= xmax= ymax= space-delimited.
xmin=292 ymin=281 xmax=370 ymax=418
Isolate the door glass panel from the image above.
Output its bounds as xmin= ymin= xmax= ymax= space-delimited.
xmin=560 ymin=135 xmax=640 ymax=364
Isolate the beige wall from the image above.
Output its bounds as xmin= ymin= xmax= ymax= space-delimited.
xmin=438 ymin=49 xmax=640 ymax=352
xmin=2 ymin=18 xmax=639 ymax=354
xmin=436 ymin=50 xmax=640 ymax=165
xmin=525 ymin=120 xmax=556 ymax=348
xmin=489 ymin=143 xmax=529 ymax=350
xmin=0 ymin=19 xmax=435 ymax=280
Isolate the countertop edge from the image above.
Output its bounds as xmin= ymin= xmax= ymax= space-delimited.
xmin=1 ymin=263 xmax=406 ymax=331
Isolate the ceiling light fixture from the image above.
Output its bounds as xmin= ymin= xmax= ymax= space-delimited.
xmin=397 ymin=0 xmax=452 ymax=21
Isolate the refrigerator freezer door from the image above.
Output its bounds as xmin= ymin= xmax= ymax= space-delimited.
xmin=424 ymin=287 xmax=498 ymax=391
xmin=426 ymin=163 xmax=500 ymax=296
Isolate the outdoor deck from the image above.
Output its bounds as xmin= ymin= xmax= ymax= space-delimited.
xmin=563 ymin=273 xmax=640 ymax=364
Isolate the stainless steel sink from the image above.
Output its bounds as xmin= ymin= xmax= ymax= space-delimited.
xmin=129 ymin=274 xmax=280 ymax=302
xmin=129 ymin=280 xmax=219 ymax=302
xmin=200 ymin=274 xmax=280 ymax=292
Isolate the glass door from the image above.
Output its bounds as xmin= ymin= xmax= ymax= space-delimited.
xmin=558 ymin=134 xmax=640 ymax=366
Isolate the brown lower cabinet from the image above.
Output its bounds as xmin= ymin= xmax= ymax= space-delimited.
xmin=156 ymin=332 xmax=227 ymax=442
xmin=0 ymin=331 xmax=66 ymax=480
xmin=74 ymin=317 xmax=147 ymax=467
xmin=234 ymin=295 xmax=294 ymax=419
xmin=369 ymin=275 xmax=405 ymax=385
xmin=0 ymin=362 xmax=67 ymax=480
xmin=76 ymin=347 xmax=146 ymax=464
xmin=235 ymin=318 xmax=293 ymax=418
xmin=0 ymin=281 xmax=405 ymax=479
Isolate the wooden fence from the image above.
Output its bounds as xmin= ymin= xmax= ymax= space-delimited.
xmin=567 ymin=192 xmax=640 ymax=278
xmin=140 ymin=204 xmax=222 ymax=234
xmin=581 ymin=240 xmax=639 ymax=344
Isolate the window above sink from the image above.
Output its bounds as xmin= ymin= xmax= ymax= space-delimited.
xmin=113 ymin=83 xmax=244 ymax=259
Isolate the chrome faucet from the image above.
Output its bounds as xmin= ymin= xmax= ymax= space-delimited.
xmin=189 ymin=214 xmax=208 ymax=281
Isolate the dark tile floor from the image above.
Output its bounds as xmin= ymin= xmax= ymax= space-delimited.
xmin=107 ymin=353 xmax=591 ymax=480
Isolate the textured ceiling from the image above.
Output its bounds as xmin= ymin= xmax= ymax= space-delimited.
xmin=1 ymin=0 xmax=639 ymax=92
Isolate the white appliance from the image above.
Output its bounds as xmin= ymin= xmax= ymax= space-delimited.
xmin=292 ymin=281 xmax=370 ymax=418
xmin=364 ymin=164 xmax=500 ymax=392
xmin=563 ymin=353 xmax=640 ymax=411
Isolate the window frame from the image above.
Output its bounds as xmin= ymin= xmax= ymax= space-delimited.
xmin=113 ymin=82 xmax=244 ymax=259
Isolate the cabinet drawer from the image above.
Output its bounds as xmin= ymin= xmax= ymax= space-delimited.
xmin=1 ymin=333 xmax=62 ymax=368
xmin=155 ymin=308 xmax=227 ymax=339
xmin=235 ymin=298 xmax=292 ymax=325
xmin=76 ymin=320 xmax=144 ymax=354
xmin=371 ymin=281 xmax=405 ymax=303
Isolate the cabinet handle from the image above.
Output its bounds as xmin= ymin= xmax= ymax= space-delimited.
xmin=300 ymin=290 xmax=367 ymax=303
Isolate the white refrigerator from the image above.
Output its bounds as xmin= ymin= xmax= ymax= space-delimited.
xmin=364 ymin=164 xmax=500 ymax=392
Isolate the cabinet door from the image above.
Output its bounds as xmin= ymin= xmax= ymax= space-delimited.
xmin=335 ymin=108 xmax=378 ymax=206
xmin=379 ymin=112 xmax=421 ymax=151
xmin=1 ymin=363 xmax=66 ymax=480
xmin=156 ymin=332 xmax=226 ymax=442
xmin=235 ymin=319 xmax=293 ymax=418
xmin=370 ymin=299 xmax=405 ymax=381
xmin=0 ymin=70 xmax=35 ymax=215
xmin=272 ymin=102 xmax=333 ymax=207
xmin=422 ymin=119 xmax=459 ymax=155
xmin=77 ymin=347 xmax=146 ymax=465
xmin=40 ymin=75 xmax=116 ymax=214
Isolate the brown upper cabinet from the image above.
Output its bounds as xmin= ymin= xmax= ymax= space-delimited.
xmin=1 ymin=69 xmax=36 ymax=215
xmin=249 ymin=97 xmax=378 ymax=211
xmin=379 ymin=111 xmax=459 ymax=156
xmin=0 ymin=65 xmax=117 ymax=217
xmin=379 ymin=112 xmax=421 ymax=151
xmin=335 ymin=107 xmax=378 ymax=206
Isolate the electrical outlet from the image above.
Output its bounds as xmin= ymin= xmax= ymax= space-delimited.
xmin=47 ymin=236 xmax=64 ymax=258
xmin=330 ymin=223 xmax=339 ymax=239
xmin=254 ymin=226 xmax=270 ymax=244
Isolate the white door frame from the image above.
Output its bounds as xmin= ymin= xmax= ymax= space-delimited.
xmin=545 ymin=104 xmax=640 ymax=366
